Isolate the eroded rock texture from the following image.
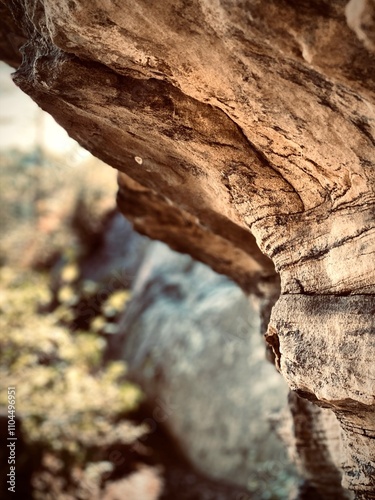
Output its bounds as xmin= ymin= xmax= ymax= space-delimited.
xmin=278 ymin=391 xmax=355 ymax=499
xmin=1 ymin=0 xmax=374 ymax=498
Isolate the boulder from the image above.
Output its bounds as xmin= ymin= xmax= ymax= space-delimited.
xmin=116 ymin=241 xmax=294 ymax=493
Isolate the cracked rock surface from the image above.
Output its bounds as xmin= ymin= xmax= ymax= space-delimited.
xmin=1 ymin=0 xmax=374 ymax=498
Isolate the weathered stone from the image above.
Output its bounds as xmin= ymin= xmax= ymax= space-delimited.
xmin=270 ymin=296 xmax=375 ymax=496
xmin=277 ymin=391 xmax=355 ymax=500
xmin=116 ymin=240 xmax=294 ymax=493
xmin=1 ymin=1 xmax=375 ymax=497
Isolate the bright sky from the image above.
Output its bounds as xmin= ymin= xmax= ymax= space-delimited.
xmin=0 ymin=61 xmax=88 ymax=157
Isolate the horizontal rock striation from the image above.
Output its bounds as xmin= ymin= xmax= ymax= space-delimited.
xmin=1 ymin=0 xmax=374 ymax=497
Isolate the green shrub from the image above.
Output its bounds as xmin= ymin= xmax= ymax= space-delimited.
xmin=0 ymin=267 xmax=147 ymax=497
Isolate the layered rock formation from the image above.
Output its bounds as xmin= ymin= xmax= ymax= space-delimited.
xmin=1 ymin=0 xmax=374 ymax=498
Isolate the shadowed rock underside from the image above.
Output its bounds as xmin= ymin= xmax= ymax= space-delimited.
xmin=1 ymin=0 xmax=374 ymax=498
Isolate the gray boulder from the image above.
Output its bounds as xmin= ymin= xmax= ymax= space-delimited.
xmin=117 ymin=241 xmax=295 ymax=493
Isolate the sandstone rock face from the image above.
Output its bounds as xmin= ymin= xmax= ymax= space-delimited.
xmin=1 ymin=1 xmax=375 ymax=498
xmin=278 ymin=392 xmax=355 ymax=500
xmin=116 ymin=241 xmax=293 ymax=492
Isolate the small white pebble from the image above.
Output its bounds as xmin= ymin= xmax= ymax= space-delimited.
xmin=134 ymin=156 xmax=143 ymax=165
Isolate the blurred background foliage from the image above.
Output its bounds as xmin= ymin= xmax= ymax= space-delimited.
xmin=0 ymin=268 xmax=143 ymax=452
xmin=0 ymin=62 xmax=157 ymax=499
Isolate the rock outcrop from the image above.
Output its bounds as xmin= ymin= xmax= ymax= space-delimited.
xmin=116 ymin=240 xmax=294 ymax=493
xmin=1 ymin=1 xmax=374 ymax=498
xmin=278 ymin=391 xmax=355 ymax=500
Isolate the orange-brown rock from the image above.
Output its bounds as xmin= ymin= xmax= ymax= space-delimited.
xmin=1 ymin=1 xmax=374 ymax=497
